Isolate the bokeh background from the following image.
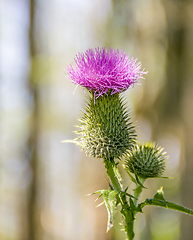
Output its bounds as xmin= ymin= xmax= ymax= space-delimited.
xmin=1 ymin=0 xmax=193 ymax=239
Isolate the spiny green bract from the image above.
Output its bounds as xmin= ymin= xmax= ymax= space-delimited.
xmin=76 ymin=93 xmax=136 ymax=160
xmin=124 ymin=142 xmax=166 ymax=179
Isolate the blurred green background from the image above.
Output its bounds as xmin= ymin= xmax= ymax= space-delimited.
xmin=1 ymin=0 xmax=193 ymax=239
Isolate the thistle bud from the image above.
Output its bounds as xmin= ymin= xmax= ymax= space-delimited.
xmin=124 ymin=142 xmax=166 ymax=179
xmin=76 ymin=93 xmax=136 ymax=160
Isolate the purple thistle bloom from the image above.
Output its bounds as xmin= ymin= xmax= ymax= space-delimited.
xmin=66 ymin=47 xmax=147 ymax=98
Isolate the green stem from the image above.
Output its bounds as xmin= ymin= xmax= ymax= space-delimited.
xmin=104 ymin=158 xmax=122 ymax=192
xmin=122 ymin=178 xmax=145 ymax=240
xmin=104 ymin=158 xmax=135 ymax=240
xmin=121 ymin=199 xmax=135 ymax=240
xmin=133 ymin=178 xmax=145 ymax=207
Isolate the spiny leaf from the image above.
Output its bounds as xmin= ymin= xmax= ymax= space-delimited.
xmin=120 ymin=191 xmax=136 ymax=199
xmin=89 ymin=189 xmax=118 ymax=231
xmin=87 ymin=190 xmax=103 ymax=196
xmin=123 ymin=164 xmax=138 ymax=184
xmin=124 ymin=162 xmax=147 ymax=189
xmin=107 ymin=181 xmax=114 ymax=190
xmin=102 ymin=190 xmax=118 ymax=232
xmin=138 ymin=188 xmax=193 ymax=215
xmin=153 ymin=187 xmax=165 ymax=201
xmin=129 ymin=198 xmax=135 ymax=209
xmin=140 ymin=198 xmax=193 ymax=215
xmin=134 ymin=172 xmax=146 ymax=189
xmin=88 ymin=190 xmax=104 ymax=201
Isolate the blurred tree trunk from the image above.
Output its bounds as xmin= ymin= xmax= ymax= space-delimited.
xmin=179 ymin=2 xmax=193 ymax=240
xmin=154 ymin=0 xmax=185 ymax=121
xmin=152 ymin=1 xmax=193 ymax=239
xmin=28 ymin=0 xmax=39 ymax=239
xmin=105 ymin=0 xmax=134 ymax=50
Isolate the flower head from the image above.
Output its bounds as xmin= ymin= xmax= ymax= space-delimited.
xmin=124 ymin=142 xmax=166 ymax=179
xmin=66 ymin=47 xmax=147 ymax=98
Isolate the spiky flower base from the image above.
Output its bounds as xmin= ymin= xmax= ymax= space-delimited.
xmin=76 ymin=92 xmax=136 ymax=160
xmin=124 ymin=142 xmax=166 ymax=179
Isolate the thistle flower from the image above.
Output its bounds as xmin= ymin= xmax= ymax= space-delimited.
xmin=124 ymin=142 xmax=166 ymax=179
xmin=66 ymin=47 xmax=147 ymax=99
